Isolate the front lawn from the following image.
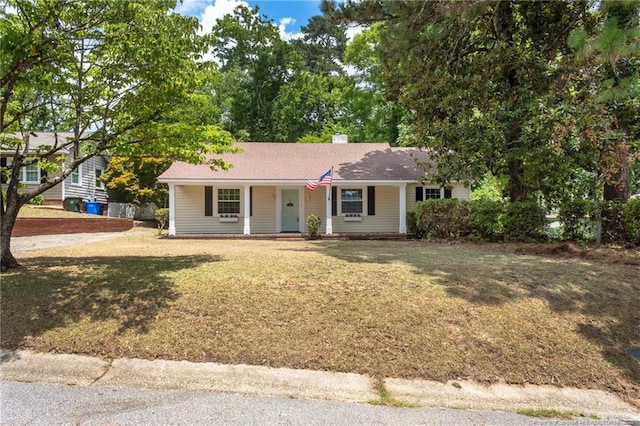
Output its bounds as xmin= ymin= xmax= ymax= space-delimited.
xmin=1 ymin=236 xmax=639 ymax=406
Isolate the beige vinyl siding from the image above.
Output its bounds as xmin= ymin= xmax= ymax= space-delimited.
xmin=405 ymin=183 xmax=471 ymax=213
xmin=175 ymin=185 xmax=244 ymax=234
xmin=304 ymin=187 xmax=327 ymax=233
xmin=41 ymin=183 xmax=62 ymax=201
xmin=250 ymin=186 xmax=277 ymax=233
xmin=332 ymin=185 xmax=399 ymax=233
xmin=452 ymin=185 xmax=470 ymax=200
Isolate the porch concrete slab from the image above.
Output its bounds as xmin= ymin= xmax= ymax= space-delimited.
xmin=97 ymin=358 xmax=377 ymax=403
xmin=0 ymin=350 xmax=109 ymax=386
xmin=384 ymin=377 xmax=640 ymax=421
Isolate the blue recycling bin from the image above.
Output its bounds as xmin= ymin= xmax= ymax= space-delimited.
xmin=84 ymin=201 xmax=103 ymax=215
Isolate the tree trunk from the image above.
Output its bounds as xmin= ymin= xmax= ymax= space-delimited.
xmin=603 ymin=157 xmax=630 ymax=202
xmin=508 ymin=157 xmax=527 ymax=202
xmin=1 ymin=199 xmax=21 ymax=271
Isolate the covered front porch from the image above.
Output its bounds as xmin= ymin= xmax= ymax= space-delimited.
xmin=166 ymin=182 xmax=410 ymax=236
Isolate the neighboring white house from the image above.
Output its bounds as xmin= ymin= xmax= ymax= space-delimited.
xmin=158 ymin=139 xmax=470 ymax=236
xmin=0 ymin=132 xmax=108 ymax=208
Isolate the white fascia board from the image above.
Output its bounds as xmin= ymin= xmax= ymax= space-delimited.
xmin=158 ymin=179 xmax=418 ymax=186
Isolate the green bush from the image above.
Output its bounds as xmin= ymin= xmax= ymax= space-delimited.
xmin=624 ymin=198 xmax=640 ymax=246
xmin=406 ymin=211 xmax=425 ymax=238
xmin=469 ymin=199 xmax=505 ymax=242
xmin=417 ymin=199 xmax=471 ymax=239
xmin=2 ymin=190 xmax=44 ymax=206
xmin=503 ymin=201 xmax=547 ymax=242
xmin=306 ymin=214 xmax=321 ymax=239
xmin=558 ymin=198 xmax=592 ymax=242
xmin=155 ymin=208 xmax=169 ymax=235
xmin=26 ymin=194 xmax=44 ymax=205
xmin=600 ymin=201 xmax=626 ymax=244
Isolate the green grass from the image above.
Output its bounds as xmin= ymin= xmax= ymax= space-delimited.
xmin=2 ymin=236 xmax=639 ymax=407
xmin=516 ymin=408 xmax=579 ymax=419
xmin=368 ymin=382 xmax=421 ymax=408
xmin=17 ymin=205 xmax=101 ymax=218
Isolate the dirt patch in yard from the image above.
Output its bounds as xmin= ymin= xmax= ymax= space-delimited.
xmin=507 ymin=242 xmax=640 ymax=266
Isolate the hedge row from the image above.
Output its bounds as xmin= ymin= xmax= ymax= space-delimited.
xmin=408 ymin=198 xmax=640 ymax=245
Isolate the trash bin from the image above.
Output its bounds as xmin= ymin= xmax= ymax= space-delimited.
xmin=64 ymin=197 xmax=82 ymax=212
xmin=84 ymin=201 xmax=103 ymax=215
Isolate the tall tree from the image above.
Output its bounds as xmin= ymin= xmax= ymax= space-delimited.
xmin=569 ymin=0 xmax=639 ymax=202
xmin=326 ymin=1 xmax=589 ymax=200
xmin=211 ymin=5 xmax=295 ymax=141
xmin=0 ymin=0 xmax=233 ymax=270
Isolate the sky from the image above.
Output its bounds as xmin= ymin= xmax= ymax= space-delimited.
xmin=175 ymin=0 xmax=325 ymax=40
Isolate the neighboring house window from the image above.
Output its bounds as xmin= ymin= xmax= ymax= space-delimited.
xmin=21 ymin=164 xmax=40 ymax=184
xmin=341 ymin=188 xmax=363 ymax=214
xmin=95 ymin=166 xmax=104 ymax=189
xmin=217 ymin=188 xmax=240 ymax=214
xmin=71 ymin=165 xmax=82 ymax=186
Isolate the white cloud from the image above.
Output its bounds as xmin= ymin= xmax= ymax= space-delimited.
xmin=174 ymin=0 xmax=207 ymax=15
xmin=278 ymin=17 xmax=303 ymax=41
xmin=199 ymin=0 xmax=249 ymax=35
xmin=345 ymin=24 xmax=365 ymax=42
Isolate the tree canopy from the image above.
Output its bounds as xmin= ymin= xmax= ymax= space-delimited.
xmin=0 ymin=0 xmax=234 ymax=270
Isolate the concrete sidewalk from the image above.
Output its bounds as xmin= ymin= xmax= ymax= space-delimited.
xmin=1 ymin=349 xmax=638 ymax=422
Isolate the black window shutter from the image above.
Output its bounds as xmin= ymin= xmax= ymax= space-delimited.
xmin=0 ymin=158 xmax=6 ymax=184
xmin=249 ymin=186 xmax=253 ymax=216
xmin=444 ymin=188 xmax=452 ymax=199
xmin=415 ymin=186 xmax=423 ymax=202
xmin=367 ymin=186 xmax=375 ymax=216
xmin=40 ymin=169 xmax=48 ymax=184
xmin=331 ymin=186 xmax=337 ymax=216
xmin=204 ymin=186 xmax=213 ymax=216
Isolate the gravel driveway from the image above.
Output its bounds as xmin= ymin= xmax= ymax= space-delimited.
xmin=11 ymin=229 xmax=149 ymax=253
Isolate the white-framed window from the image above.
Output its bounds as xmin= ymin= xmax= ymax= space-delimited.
xmin=416 ymin=186 xmax=452 ymax=201
xmin=340 ymin=188 xmax=364 ymax=214
xmin=21 ymin=163 xmax=40 ymax=184
xmin=424 ymin=187 xmax=442 ymax=199
xmin=95 ymin=166 xmax=104 ymax=189
xmin=71 ymin=164 xmax=82 ymax=186
xmin=217 ymin=188 xmax=240 ymax=215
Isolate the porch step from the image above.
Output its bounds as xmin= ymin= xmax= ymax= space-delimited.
xmin=169 ymin=233 xmax=407 ymax=241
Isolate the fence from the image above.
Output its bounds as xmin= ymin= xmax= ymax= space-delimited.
xmin=107 ymin=202 xmax=157 ymax=220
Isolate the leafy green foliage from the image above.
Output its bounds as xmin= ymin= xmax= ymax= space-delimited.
xmin=503 ymin=202 xmax=547 ymax=243
xmin=624 ymin=198 xmax=640 ymax=245
xmin=468 ymin=200 xmax=506 ymax=242
xmin=600 ymin=201 xmax=627 ymax=244
xmin=416 ymin=199 xmax=471 ymax=239
xmin=101 ymin=156 xmax=171 ymax=206
xmin=155 ymin=208 xmax=169 ymax=235
xmin=558 ymin=199 xmax=593 ymax=242
xmin=306 ymin=214 xmax=322 ymax=239
xmin=0 ymin=0 xmax=234 ymax=269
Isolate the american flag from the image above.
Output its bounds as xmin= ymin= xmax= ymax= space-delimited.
xmin=306 ymin=168 xmax=333 ymax=191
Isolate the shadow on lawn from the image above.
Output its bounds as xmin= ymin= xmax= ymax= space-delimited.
xmin=0 ymin=254 xmax=219 ymax=350
xmin=297 ymin=241 xmax=640 ymax=386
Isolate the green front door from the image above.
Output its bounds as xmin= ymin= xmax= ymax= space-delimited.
xmin=282 ymin=189 xmax=299 ymax=232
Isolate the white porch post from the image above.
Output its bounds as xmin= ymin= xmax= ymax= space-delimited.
xmin=399 ymin=183 xmax=407 ymax=234
xmin=243 ymin=184 xmax=251 ymax=235
xmin=168 ymin=183 xmax=176 ymax=236
xmin=325 ymin=185 xmax=333 ymax=234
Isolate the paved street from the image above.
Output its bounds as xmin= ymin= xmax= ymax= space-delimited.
xmin=1 ymin=380 xmax=631 ymax=426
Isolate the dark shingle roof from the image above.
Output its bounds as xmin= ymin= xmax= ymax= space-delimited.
xmin=159 ymin=143 xmax=432 ymax=183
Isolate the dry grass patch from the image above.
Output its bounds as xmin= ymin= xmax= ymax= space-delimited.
xmin=17 ymin=205 xmax=99 ymax=218
xmin=2 ymin=236 xmax=639 ymax=406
